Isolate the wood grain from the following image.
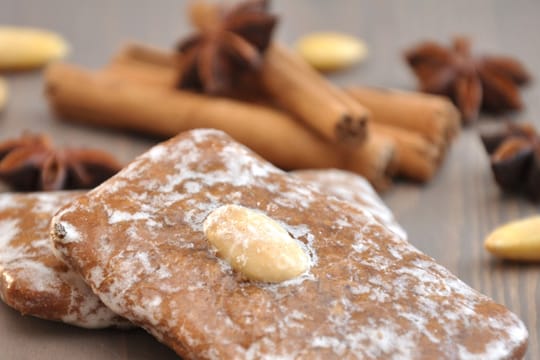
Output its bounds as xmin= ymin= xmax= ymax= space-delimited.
xmin=0 ymin=0 xmax=539 ymax=358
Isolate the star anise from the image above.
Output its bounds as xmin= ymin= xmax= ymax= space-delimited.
xmin=176 ymin=0 xmax=277 ymax=94
xmin=405 ymin=36 xmax=531 ymax=124
xmin=480 ymin=122 xmax=540 ymax=202
xmin=0 ymin=133 xmax=122 ymax=191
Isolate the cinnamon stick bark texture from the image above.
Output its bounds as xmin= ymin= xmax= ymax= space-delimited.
xmin=260 ymin=44 xmax=370 ymax=145
xmin=109 ymin=44 xmax=444 ymax=184
xmin=371 ymin=123 xmax=440 ymax=182
xmin=46 ymin=63 xmax=337 ymax=170
xmin=345 ymin=133 xmax=397 ymax=191
xmin=346 ymin=87 xmax=460 ymax=147
xmin=45 ymin=63 xmax=395 ymax=188
xmin=51 ymin=43 xmax=452 ymax=186
xmin=111 ymin=53 xmax=398 ymax=188
xmin=106 ymin=59 xmax=177 ymax=88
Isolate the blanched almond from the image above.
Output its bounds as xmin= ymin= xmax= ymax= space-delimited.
xmin=203 ymin=204 xmax=309 ymax=283
xmin=296 ymin=32 xmax=367 ymax=72
xmin=484 ymin=216 xmax=540 ymax=261
xmin=0 ymin=26 xmax=68 ymax=70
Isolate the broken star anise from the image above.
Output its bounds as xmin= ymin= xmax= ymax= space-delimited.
xmin=405 ymin=36 xmax=531 ymax=124
xmin=176 ymin=0 xmax=277 ymax=94
xmin=480 ymin=122 xmax=540 ymax=202
xmin=0 ymin=133 xmax=122 ymax=191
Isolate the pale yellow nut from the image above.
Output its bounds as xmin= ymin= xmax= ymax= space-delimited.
xmin=203 ymin=204 xmax=310 ymax=283
xmin=0 ymin=26 xmax=68 ymax=70
xmin=296 ymin=31 xmax=367 ymax=72
xmin=484 ymin=216 xmax=540 ymax=262
xmin=0 ymin=77 xmax=6 ymax=111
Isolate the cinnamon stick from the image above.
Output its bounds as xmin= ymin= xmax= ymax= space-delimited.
xmin=185 ymin=2 xmax=370 ymax=145
xmin=346 ymin=86 xmax=460 ymax=147
xmin=111 ymin=43 xmax=452 ymax=162
xmin=346 ymin=132 xmax=398 ymax=191
xmin=45 ymin=63 xmax=395 ymax=188
xmin=371 ymin=123 xmax=440 ymax=182
xmin=110 ymin=43 xmax=268 ymax=102
xmin=259 ymin=44 xmax=370 ymax=145
xmin=106 ymin=43 xmax=178 ymax=87
xmin=109 ymin=43 xmax=447 ymax=183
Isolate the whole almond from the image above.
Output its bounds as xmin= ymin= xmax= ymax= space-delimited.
xmin=484 ymin=216 xmax=540 ymax=261
xmin=203 ymin=204 xmax=309 ymax=283
xmin=296 ymin=32 xmax=367 ymax=72
xmin=0 ymin=77 xmax=6 ymax=111
xmin=0 ymin=26 xmax=68 ymax=70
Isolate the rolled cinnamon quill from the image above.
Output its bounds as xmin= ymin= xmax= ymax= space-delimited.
xmin=108 ymin=43 xmax=178 ymax=88
xmin=108 ymin=43 xmax=440 ymax=184
xmin=45 ymin=63 xmax=395 ymax=188
xmin=184 ymin=1 xmax=369 ymax=145
xmin=106 ymin=59 xmax=177 ymax=88
xmin=345 ymin=133 xmax=397 ymax=191
xmin=371 ymin=123 xmax=440 ymax=182
xmin=260 ymin=44 xmax=370 ymax=145
xmin=346 ymin=87 xmax=460 ymax=147
xmin=113 ymin=44 xmax=376 ymax=145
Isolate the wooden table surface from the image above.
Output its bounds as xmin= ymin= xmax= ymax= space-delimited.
xmin=1 ymin=0 xmax=539 ymax=359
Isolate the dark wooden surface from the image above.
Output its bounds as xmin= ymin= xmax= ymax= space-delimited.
xmin=1 ymin=0 xmax=539 ymax=358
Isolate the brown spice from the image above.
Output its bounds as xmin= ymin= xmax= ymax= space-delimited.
xmin=405 ymin=36 xmax=531 ymax=123
xmin=480 ymin=122 xmax=540 ymax=202
xmin=480 ymin=122 xmax=536 ymax=154
xmin=176 ymin=0 xmax=277 ymax=94
xmin=0 ymin=132 xmax=122 ymax=191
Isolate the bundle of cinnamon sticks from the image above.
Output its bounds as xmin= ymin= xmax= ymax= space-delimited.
xmin=45 ymin=1 xmax=460 ymax=190
xmin=45 ymin=41 xmax=459 ymax=190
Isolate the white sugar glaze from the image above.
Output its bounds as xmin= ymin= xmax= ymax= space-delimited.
xmin=290 ymin=169 xmax=406 ymax=240
xmin=52 ymin=129 xmax=527 ymax=359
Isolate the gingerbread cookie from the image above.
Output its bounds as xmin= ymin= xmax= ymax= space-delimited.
xmin=51 ymin=129 xmax=527 ymax=358
xmin=0 ymin=192 xmax=128 ymax=328
xmin=291 ymin=169 xmax=406 ymax=240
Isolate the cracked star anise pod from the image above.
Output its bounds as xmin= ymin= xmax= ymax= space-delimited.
xmin=0 ymin=133 xmax=122 ymax=191
xmin=480 ymin=122 xmax=540 ymax=202
xmin=176 ymin=0 xmax=277 ymax=94
xmin=405 ymin=36 xmax=531 ymax=124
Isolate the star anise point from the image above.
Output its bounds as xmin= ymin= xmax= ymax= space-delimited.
xmin=176 ymin=0 xmax=277 ymax=95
